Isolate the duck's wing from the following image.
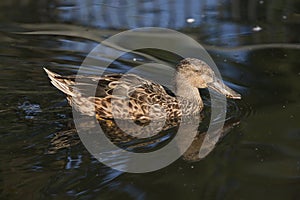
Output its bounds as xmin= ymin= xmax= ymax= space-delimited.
xmin=95 ymin=73 xmax=178 ymax=121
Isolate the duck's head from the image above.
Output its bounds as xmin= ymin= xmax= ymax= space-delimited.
xmin=176 ymin=58 xmax=241 ymax=99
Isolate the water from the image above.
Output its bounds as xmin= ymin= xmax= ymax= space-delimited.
xmin=1 ymin=0 xmax=300 ymax=199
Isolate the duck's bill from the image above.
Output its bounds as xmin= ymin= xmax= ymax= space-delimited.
xmin=208 ymin=79 xmax=241 ymax=99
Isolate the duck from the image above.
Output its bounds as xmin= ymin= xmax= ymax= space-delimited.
xmin=44 ymin=58 xmax=241 ymax=124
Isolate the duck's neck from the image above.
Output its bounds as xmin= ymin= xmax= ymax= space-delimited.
xmin=175 ymin=74 xmax=203 ymax=109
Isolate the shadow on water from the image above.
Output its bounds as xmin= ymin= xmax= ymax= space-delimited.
xmin=0 ymin=0 xmax=300 ymax=199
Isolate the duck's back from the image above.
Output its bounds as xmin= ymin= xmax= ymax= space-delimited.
xmin=44 ymin=69 xmax=182 ymax=123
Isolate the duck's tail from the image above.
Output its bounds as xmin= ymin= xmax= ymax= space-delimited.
xmin=44 ymin=68 xmax=76 ymax=97
xmin=44 ymin=68 xmax=96 ymax=116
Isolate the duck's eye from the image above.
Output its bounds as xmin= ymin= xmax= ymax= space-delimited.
xmin=194 ymin=69 xmax=200 ymax=72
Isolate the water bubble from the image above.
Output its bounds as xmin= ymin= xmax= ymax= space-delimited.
xmin=18 ymin=101 xmax=42 ymax=118
xmin=252 ymin=26 xmax=262 ymax=32
xmin=186 ymin=18 xmax=195 ymax=23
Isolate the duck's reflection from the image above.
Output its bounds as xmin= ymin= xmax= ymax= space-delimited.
xmin=48 ymin=116 xmax=240 ymax=163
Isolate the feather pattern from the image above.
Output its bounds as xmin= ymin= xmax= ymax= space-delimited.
xmin=44 ymin=58 xmax=241 ymax=124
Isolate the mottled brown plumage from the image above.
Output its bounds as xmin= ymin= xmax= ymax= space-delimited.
xmin=44 ymin=58 xmax=241 ymax=124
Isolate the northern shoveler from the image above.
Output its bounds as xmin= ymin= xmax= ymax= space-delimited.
xmin=44 ymin=58 xmax=241 ymax=124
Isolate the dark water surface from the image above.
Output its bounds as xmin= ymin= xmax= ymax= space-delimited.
xmin=1 ymin=0 xmax=300 ymax=199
